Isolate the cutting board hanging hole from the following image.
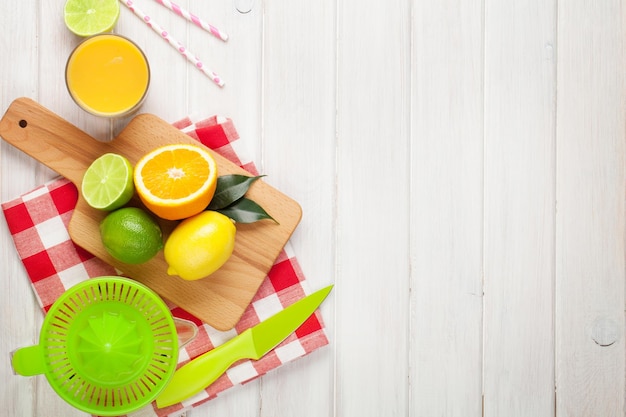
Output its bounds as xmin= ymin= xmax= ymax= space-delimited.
xmin=19 ymin=120 xmax=27 ymax=128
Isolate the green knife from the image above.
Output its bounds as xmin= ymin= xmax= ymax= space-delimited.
xmin=156 ymin=285 xmax=333 ymax=408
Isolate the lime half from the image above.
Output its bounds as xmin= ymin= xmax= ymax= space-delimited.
xmin=64 ymin=0 xmax=120 ymax=37
xmin=82 ymin=153 xmax=135 ymax=211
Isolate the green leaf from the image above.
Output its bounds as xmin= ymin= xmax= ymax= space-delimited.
xmin=217 ymin=197 xmax=278 ymax=224
xmin=208 ymin=174 xmax=265 ymax=210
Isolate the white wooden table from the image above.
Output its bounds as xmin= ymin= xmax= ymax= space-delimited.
xmin=1 ymin=1 xmax=624 ymax=416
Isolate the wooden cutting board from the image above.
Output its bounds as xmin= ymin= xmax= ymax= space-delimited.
xmin=0 ymin=97 xmax=302 ymax=331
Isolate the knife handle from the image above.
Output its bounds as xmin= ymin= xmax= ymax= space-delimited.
xmin=156 ymin=329 xmax=255 ymax=408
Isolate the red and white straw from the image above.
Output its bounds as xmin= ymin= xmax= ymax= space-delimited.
xmin=152 ymin=0 xmax=228 ymax=42
xmin=120 ymin=0 xmax=224 ymax=87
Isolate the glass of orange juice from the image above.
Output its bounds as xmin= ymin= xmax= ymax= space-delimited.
xmin=65 ymin=34 xmax=150 ymax=118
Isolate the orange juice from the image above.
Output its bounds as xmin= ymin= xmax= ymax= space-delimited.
xmin=66 ymin=34 xmax=150 ymax=117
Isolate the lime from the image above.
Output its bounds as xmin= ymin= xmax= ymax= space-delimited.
xmin=82 ymin=153 xmax=134 ymax=211
xmin=64 ymin=0 xmax=120 ymax=37
xmin=100 ymin=207 xmax=163 ymax=264
xmin=164 ymin=211 xmax=236 ymax=280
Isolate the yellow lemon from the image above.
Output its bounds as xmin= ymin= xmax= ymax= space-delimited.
xmin=164 ymin=211 xmax=236 ymax=280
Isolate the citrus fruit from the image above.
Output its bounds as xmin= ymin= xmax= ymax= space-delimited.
xmin=64 ymin=0 xmax=120 ymax=37
xmin=134 ymin=144 xmax=218 ymax=221
xmin=100 ymin=207 xmax=163 ymax=264
xmin=81 ymin=153 xmax=134 ymax=211
xmin=164 ymin=211 xmax=236 ymax=280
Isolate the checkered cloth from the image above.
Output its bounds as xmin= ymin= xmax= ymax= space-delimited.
xmin=2 ymin=115 xmax=329 ymax=417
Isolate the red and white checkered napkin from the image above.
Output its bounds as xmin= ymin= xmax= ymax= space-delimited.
xmin=2 ymin=115 xmax=329 ymax=417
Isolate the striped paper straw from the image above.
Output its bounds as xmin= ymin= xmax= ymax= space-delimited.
xmin=153 ymin=0 xmax=228 ymax=42
xmin=120 ymin=0 xmax=224 ymax=87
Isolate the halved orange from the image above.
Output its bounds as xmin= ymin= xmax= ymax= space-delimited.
xmin=134 ymin=144 xmax=218 ymax=220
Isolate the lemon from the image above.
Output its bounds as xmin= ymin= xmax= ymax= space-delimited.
xmin=81 ymin=153 xmax=134 ymax=211
xmin=100 ymin=207 xmax=163 ymax=264
xmin=64 ymin=0 xmax=120 ymax=37
xmin=164 ymin=211 xmax=236 ymax=280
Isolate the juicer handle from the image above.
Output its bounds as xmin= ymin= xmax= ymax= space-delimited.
xmin=11 ymin=345 xmax=47 ymax=376
xmin=173 ymin=317 xmax=199 ymax=349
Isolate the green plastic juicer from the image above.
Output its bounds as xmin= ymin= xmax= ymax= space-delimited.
xmin=11 ymin=277 xmax=181 ymax=416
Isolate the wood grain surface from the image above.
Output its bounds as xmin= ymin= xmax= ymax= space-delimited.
xmin=1 ymin=0 xmax=624 ymax=416
xmin=0 ymin=97 xmax=302 ymax=331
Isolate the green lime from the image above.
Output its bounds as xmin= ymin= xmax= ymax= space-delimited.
xmin=82 ymin=153 xmax=134 ymax=211
xmin=100 ymin=207 xmax=163 ymax=264
xmin=64 ymin=0 xmax=120 ymax=37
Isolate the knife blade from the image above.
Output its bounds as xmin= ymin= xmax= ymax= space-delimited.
xmin=156 ymin=284 xmax=333 ymax=408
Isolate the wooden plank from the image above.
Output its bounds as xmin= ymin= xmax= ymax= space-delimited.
xmin=334 ymin=0 xmax=411 ymax=415
xmin=0 ymin=1 xmax=41 ymax=416
xmin=483 ymin=0 xmax=557 ymax=415
xmin=256 ymin=0 xmax=336 ymax=415
xmin=22 ymin=1 xmax=88 ymax=415
xmin=555 ymin=0 xmax=625 ymax=415
xmin=187 ymin=0 xmax=264 ymax=164
xmin=183 ymin=1 xmax=265 ymax=415
xmin=123 ymin=0 xmax=268 ymax=413
xmin=39 ymin=0 xmax=111 ymax=142
xmin=410 ymin=0 xmax=484 ymax=415
xmin=115 ymin=0 xmax=189 ymax=121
